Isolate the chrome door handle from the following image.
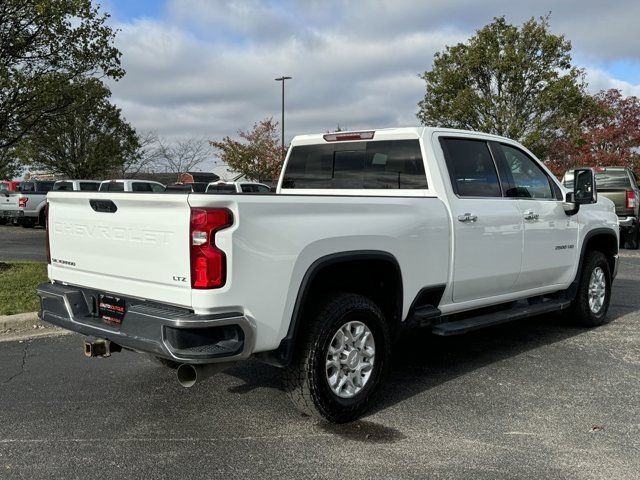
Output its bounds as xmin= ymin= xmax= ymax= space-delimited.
xmin=523 ymin=210 xmax=539 ymax=220
xmin=457 ymin=213 xmax=477 ymax=223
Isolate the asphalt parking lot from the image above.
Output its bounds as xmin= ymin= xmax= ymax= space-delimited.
xmin=0 ymin=226 xmax=638 ymax=479
xmin=0 ymin=224 xmax=46 ymax=262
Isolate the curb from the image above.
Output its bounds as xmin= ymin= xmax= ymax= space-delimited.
xmin=0 ymin=311 xmax=67 ymax=341
xmin=0 ymin=311 xmax=43 ymax=331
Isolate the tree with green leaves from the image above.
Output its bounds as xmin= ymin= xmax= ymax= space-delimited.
xmin=417 ymin=15 xmax=592 ymax=158
xmin=18 ymin=78 xmax=139 ymax=179
xmin=0 ymin=147 xmax=20 ymax=180
xmin=0 ymin=0 xmax=123 ymax=175
xmin=210 ymin=118 xmax=284 ymax=182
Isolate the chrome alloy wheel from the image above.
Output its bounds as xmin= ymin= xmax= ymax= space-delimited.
xmin=588 ymin=266 xmax=606 ymax=314
xmin=325 ymin=321 xmax=375 ymax=399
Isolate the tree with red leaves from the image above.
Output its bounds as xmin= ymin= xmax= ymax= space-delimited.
xmin=210 ymin=118 xmax=284 ymax=182
xmin=547 ymin=89 xmax=640 ymax=177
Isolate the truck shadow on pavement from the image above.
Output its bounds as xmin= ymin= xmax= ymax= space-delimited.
xmin=224 ymin=272 xmax=638 ymax=426
xmin=372 ymin=271 xmax=638 ymax=415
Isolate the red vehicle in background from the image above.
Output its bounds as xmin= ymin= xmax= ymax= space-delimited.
xmin=0 ymin=180 xmax=20 ymax=192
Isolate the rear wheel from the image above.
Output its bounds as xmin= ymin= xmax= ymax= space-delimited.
xmin=38 ymin=209 xmax=46 ymax=228
xmin=21 ymin=218 xmax=35 ymax=228
xmin=568 ymin=251 xmax=612 ymax=327
xmin=283 ymin=293 xmax=390 ymax=423
xmin=0 ymin=218 xmax=5 ymax=225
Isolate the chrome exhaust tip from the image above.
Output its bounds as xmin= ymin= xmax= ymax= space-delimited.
xmin=176 ymin=363 xmax=234 ymax=388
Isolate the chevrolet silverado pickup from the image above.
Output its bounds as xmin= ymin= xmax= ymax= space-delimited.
xmin=37 ymin=127 xmax=619 ymax=422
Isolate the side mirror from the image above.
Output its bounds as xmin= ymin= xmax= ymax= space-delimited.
xmin=563 ymin=191 xmax=579 ymax=215
xmin=574 ymin=168 xmax=597 ymax=205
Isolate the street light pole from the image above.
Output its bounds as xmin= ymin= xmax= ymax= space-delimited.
xmin=275 ymin=76 xmax=292 ymax=159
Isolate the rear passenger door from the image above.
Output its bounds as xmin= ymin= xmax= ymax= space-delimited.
xmin=494 ymin=143 xmax=578 ymax=289
xmin=439 ymin=137 xmax=523 ymax=303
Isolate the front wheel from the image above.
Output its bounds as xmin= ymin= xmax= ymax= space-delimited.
xmin=283 ymin=293 xmax=390 ymax=423
xmin=568 ymin=251 xmax=612 ymax=327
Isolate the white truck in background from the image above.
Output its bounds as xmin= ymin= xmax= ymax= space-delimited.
xmin=1 ymin=180 xmax=54 ymax=227
xmin=53 ymin=180 xmax=101 ymax=192
xmin=205 ymin=181 xmax=272 ymax=193
xmin=38 ymin=127 xmax=619 ymax=422
xmin=98 ymin=179 xmax=166 ymax=192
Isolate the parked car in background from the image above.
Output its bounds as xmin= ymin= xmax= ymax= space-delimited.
xmin=0 ymin=180 xmax=54 ymax=227
xmin=563 ymin=167 xmax=639 ymax=249
xmin=0 ymin=180 xmax=20 ymax=192
xmin=98 ymin=179 xmax=165 ymax=192
xmin=53 ymin=180 xmax=101 ymax=191
xmin=205 ymin=181 xmax=271 ymax=193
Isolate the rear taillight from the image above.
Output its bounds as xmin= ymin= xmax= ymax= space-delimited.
xmin=18 ymin=197 xmax=28 ymax=208
xmin=626 ymin=191 xmax=637 ymax=209
xmin=45 ymin=203 xmax=50 ymax=264
xmin=190 ymin=207 xmax=233 ymax=289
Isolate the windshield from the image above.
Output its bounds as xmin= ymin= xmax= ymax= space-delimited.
xmin=595 ymin=171 xmax=632 ymax=189
xmin=20 ymin=181 xmax=54 ymax=193
xmin=53 ymin=182 xmax=73 ymax=191
xmin=206 ymin=184 xmax=236 ymax=193
xmin=564 ymin=170 xmax=635 ymax=190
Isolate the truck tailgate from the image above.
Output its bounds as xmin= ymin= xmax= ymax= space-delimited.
xmin=47 ymin=192 xmax=193 ymax=307
xmin=1 ymin=192 xmax=17 ymax=211
xmin=599 ymin=190 xmax=633 ymax=216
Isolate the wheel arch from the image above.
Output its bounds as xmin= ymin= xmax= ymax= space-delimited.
xmin=256 ymin=250 xmax=403 ymax=367
xmin=568 ymin=228 xmax=618 ymax=299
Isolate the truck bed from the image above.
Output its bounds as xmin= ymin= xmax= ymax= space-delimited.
xmin=46 ymin=191 xmax=451 ymax=351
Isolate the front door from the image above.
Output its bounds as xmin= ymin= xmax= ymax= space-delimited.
xmin=496 ymin=143 xmax=579 ymax=290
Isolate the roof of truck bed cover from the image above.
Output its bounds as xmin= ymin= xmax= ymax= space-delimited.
xmin=289 ymin=127 xmax=518 ymax=146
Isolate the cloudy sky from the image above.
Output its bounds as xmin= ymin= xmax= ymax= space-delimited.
xmin=101 ymin=0 xmax=640 ymax=152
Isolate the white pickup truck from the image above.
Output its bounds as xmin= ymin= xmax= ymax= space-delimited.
xmin=38 ymin=127 xmax=619 ymax=422
xmin=53 ymin=180 xmax=101 ymax=192
xmin=1 ymin=180 xmax=54 ymax=227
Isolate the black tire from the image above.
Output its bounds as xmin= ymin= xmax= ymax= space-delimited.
xmin=283 ymin=293 xmax=391 ymax=423
xmin=21 ymin=218 xmax=35 ymax=228
xmin=568 ymin=251 xmax=612 ymax=327
xmin=623 ymin=225 xmax=639 ymax=250
xmin=0 ymin=218 xmax=6 ymax=225
xmin=151 ymin=356 xmax=181 ymax=369
xmin=38 ymin=209 xmax=46 ymax=228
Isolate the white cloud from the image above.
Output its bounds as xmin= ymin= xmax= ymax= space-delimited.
xmin=107 ymin=0 xmax=640 ymax=153
xmin=584 ymin=67 xmax=640 ymax=97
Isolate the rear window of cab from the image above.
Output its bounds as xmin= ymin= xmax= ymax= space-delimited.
xmin=282 ymin=140 xmax=427 ymax=189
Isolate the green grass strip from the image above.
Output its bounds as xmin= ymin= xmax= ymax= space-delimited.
xmin=0 ymin=262 xmax=48 ymax=316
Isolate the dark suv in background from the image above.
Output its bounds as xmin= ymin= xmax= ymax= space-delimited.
xmin=563 ymin=167 xmax=640 ymax=249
